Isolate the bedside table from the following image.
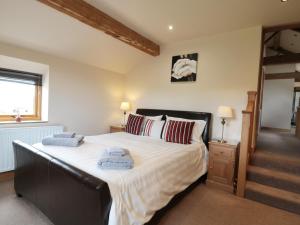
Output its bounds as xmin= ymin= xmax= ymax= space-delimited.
xmin=110 ymin=125 xmax=125 ymax=133
xmin=207 ymin=141 xmax=238 ymax=192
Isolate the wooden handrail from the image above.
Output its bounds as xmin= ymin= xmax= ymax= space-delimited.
xmin=248 ymin=91 xmax=258 ymax=153
xmin=296 ymin=107 xmax=300 ymax=138
xmin=245 ymin=91 xmax=257 ymax=112
xmin=236 ymin=91 xmax=257 ymax=197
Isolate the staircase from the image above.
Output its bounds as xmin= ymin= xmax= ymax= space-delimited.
xmin=236 ymin=92 xmax=300 ymax=215
xmin=244 ymin=132 xmax=300 ymax=215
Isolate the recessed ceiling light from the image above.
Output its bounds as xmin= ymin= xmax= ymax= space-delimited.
xmin=281 ymin=0 xmax=288 ymax=2
xmin=168 ymin=25 xmax=173 ymax=30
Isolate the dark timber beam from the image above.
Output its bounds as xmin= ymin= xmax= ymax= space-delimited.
xmin=267 ymin=47 xmax=294 ymax=55
xmin=265 ymin=72 xmax=300 ymax=82
xmin=38 ymin=0 xmax=160 ymax=56
xmin=264 ymin=32 xmax=279 ymax=44
xmin=264 ymin=22 xmax=300 ymax=33
xmin=263 ymin=53 xmax=300 ymax=65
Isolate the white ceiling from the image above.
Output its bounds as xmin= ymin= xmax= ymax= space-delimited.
xmin=281 ymin=30 xmax=300 ymax=53
xmin=0 ymin=0 xmax=151 ymax=74
xmin=1 ymin=0 xmax=300 ymax=74
xmin=88 ymin=0 xmax=300 ymax=44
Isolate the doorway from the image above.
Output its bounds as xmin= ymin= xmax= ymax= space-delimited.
xmin=252 ymin=23 xmax=300 ymax=179
xmin=257 ymin=24 xmax=300 ymax=137
xmin=292 ymin=88 xmax=300 ymax=127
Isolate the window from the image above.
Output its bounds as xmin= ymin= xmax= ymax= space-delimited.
xmin=0 ymin=68 xmax=42 ymax=122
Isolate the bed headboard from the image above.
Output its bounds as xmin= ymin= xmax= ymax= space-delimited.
xmin=136 ymin=108 xmax=212 ymax=147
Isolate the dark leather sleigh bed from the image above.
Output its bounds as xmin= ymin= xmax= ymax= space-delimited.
xmin=13 ymin=109 xmax=211 ymax=225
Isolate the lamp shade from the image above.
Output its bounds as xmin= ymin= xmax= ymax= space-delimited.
xmin=217 ymin=106 xmax=233 ymax=118
xmin=120 ymin=102 xmax=130 ymax=111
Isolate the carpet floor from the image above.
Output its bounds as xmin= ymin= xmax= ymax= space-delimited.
xmin=1 ymin=180 xmax=300 ymax=225
xmin=257 ymin=129 xmax=300 ymax=158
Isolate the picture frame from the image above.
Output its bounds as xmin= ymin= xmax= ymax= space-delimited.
xmin=171 ymin=53 xmax=198 ymax=82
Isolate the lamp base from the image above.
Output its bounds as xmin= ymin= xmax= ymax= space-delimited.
xmin=122 ymin=111 xmax=127 ymax=127
xmin=218 ymin=139 xmax=227 ymax=144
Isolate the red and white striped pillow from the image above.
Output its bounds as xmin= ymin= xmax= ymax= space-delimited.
xmin=142 ymin=119 xmax=165 ymax=138
xmin=125 ymin=114 xmax=144 ymax=135
xmin=143 ymin=119 xmax=155 ymax=136
xmin=166 ymin=116 xmax=206 ymax=143
xmin=163 ymin=120 xmax=195 ymax=144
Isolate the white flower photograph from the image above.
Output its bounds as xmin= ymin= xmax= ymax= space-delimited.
xmin=171 ymin=53 xmax=198 ymax=82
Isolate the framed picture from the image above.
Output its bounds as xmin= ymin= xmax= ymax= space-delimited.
xmin=171 ymin=53 xmax=198 ymax=82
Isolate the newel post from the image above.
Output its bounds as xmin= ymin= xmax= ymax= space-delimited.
xmin=247 ymin=91 xmax=257 ymax=153
xmin=236 ymin=111 xmax=251 ymax=197
xmin=236 ymin=91 xmax=257 ymax=197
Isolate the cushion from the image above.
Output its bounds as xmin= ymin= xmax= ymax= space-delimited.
xmin=163 ymin=120 xmax=195 ymax=144
xmin=133 ymin=113 xmax=163 ymax=135
xmin=125 ymin=114 xmax=145 ymax=135
xmin=134 ymin=113 xmax=163 ymax=121
xmin=142 ymin=119 xmax=165 ymax=139
xmin=166 ymin=116 xmax=206 ymax=143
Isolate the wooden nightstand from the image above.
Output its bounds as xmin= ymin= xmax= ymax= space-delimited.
xmin=110 ymin=125 xmax=125 ymax=133
xmin=207 ymin=141 xmax=238 ymax=192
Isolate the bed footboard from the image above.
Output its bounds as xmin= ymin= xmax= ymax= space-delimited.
xmin=13 ymin=140 xmax=112 ymax=225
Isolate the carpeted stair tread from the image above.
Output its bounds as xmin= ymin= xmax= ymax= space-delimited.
xmin=247 ymin=165 xmax=300 ymax=194
xmin=246 ymin=181 xmax=300 ymax=214
xmin=251 ymin=151 xmax=300 ymax=175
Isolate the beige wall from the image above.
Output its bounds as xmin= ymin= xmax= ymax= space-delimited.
xmin=125 ymin=27 xmax=262 ymax=141
xmin=0 ymin=26 xmax=262 ymax=140
xmin=0 ymin=42 xmax=124 ymax=135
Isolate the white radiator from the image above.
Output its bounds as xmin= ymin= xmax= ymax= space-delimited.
xmin=0 ymin=125 xmax=63 ymax=173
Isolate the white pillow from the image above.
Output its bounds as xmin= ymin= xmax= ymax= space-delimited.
xmin=165 ymin=116 xmax=207 ymax=143
xmin=132 ymin=113 xmax=163 ymax=135
xmin=142 ymin=119 xmax=165 ymax=139
xmin=135 ymin=113 xmax=163 ymax=121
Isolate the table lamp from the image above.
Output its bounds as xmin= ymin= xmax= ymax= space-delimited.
xmin=120 ymin=102 xmax=130 ymax=126
xmin=217 ymin=106 xmax=233 ymax=143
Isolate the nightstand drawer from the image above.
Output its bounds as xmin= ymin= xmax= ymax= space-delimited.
xmin=211 ymin=146 xmax=233 ymax=159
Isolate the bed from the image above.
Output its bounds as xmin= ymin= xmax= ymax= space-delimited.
xmin=13 ymin=109 xmax=212 ymax=225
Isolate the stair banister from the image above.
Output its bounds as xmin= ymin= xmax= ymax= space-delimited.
xmin=296 ymin=107 xmax=300 ymax=138
xmin=236 ymin=91 xmax=257 ymax=197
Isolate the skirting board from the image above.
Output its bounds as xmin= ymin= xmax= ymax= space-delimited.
xmin=0 ymin=171 xmax=14 ymax=182
xmin=261 ymin=127 xmax=290 ymax=132
xmin=206 ymin=179 xmax=234 ymax=193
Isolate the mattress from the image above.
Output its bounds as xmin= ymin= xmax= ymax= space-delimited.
xmin=33 ymin=132 xmax=208 ymax=225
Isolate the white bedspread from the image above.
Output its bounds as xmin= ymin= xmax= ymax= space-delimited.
xmin=33 ymin=132 xmax=208 ymax=225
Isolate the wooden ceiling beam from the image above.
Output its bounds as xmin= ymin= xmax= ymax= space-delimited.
xmin=265 ymin=72 xmax=300 ymax=81
xmin=264 ymin=32 xmax=279 ymax=44
xmin=267 ymin=47 xmax=294 ymax=55
xmin=264 ymin=22 xmax=300 ymax=33
xmin=263 ymin=53 xmax=300 ymax=65
xmin=38 ymin=0 xmax=160 ymax=56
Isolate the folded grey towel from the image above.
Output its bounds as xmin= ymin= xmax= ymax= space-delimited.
xmin=105 ymin=147 xmax=129 ymax=157
xmin=42 ymin=135 xmax=84 ymax=147
xmin=98 ymin=151 xmax=133 ymax=170
xmin=53 ymin=132 xmax=76 ymax=138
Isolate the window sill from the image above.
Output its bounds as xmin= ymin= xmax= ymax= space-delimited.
xmin=0 ymin=120 xmax=47 ymax=124
xmin=0 ymin=120 xmax=51 ymax=128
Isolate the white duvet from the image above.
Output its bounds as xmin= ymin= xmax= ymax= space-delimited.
xmin=33 ymin=132 xmax=208 ymax=225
